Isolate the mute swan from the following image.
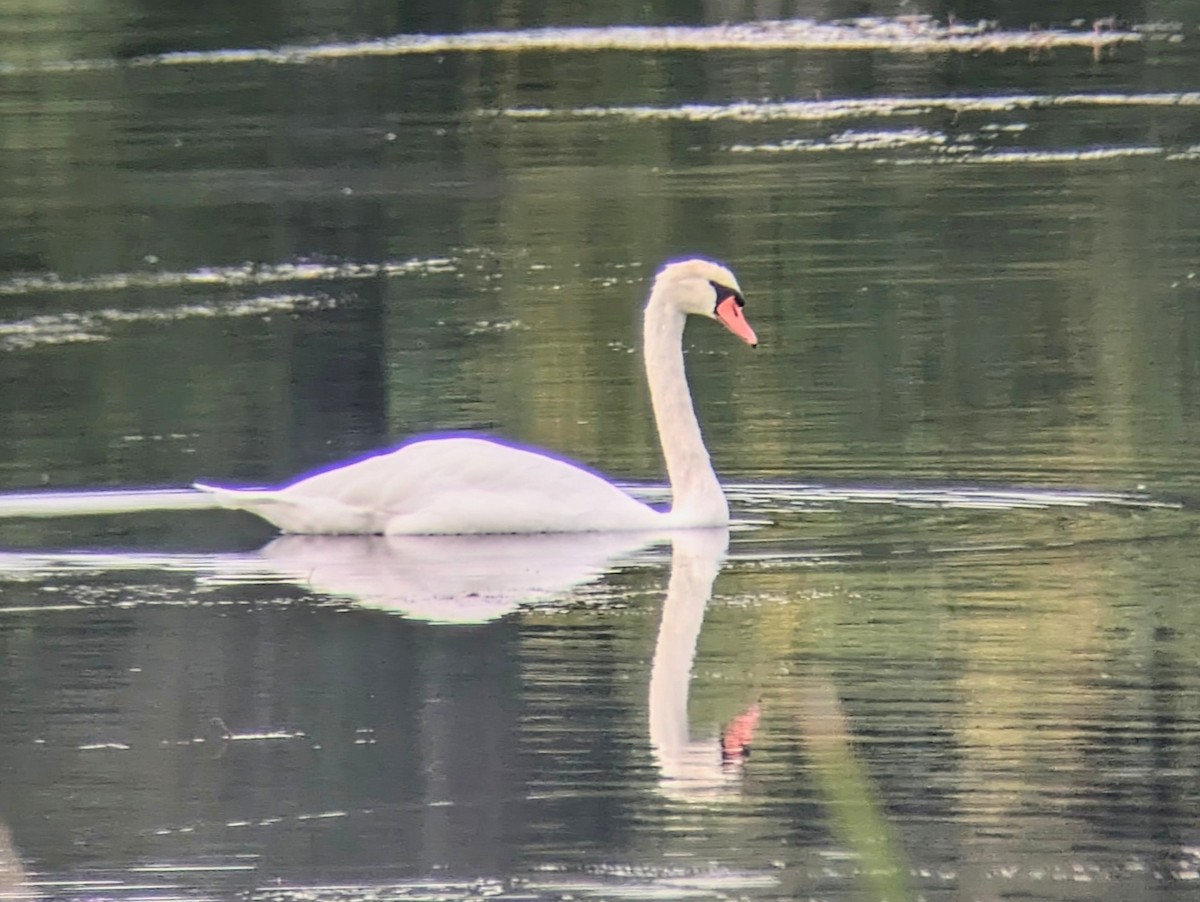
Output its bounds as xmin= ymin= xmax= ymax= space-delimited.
xmin=194 ymin=258 xmax=757 ymax=534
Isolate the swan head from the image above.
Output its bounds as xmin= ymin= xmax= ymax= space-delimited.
xmin=654 ymin=258 xmax=758 ymax=347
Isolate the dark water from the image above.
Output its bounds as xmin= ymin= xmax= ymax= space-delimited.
xmin=3 ymin=2 xmax=1200 ymax=900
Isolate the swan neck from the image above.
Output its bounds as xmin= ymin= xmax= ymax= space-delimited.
xmin=643 ymin=288 xmax=728 ymax=525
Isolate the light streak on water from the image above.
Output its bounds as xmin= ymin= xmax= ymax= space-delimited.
xmin=0 ymin=294 xmax=329 ymax=351
xmin=0 ymin=257 xmax=457 ymax=298
xmin=892 ymin=146 xmax=1169 ymax=165
xmin=491 ymin=92 xmax=1200 ymax=164
xmin=0 ymin=482 xmax=1186 ymax=620
xmin=495 ymin=92 xmax=1200 ymax=124
xmin=0 ymin=256 xmax=459 ymax=349
xmin=0 ymin=17 xmax=1145 ymax=77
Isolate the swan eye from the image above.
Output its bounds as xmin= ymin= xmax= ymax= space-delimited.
xmin=709 ymin=280 xmax=745 ymax=311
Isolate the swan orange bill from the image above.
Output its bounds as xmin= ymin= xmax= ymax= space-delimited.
xmin=715 ymin=296 xmax=758 ymax=347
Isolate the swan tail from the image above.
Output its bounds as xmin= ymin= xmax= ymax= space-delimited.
xmin=192 ymin=483 xmax=378 ymax=534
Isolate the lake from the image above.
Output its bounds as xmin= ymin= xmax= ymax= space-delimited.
xmin=1 ymin=2 xmax=1200 ymax=900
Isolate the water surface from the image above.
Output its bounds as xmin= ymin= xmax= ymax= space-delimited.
xmin=2 ymin=2 xmax=1200 ymax=900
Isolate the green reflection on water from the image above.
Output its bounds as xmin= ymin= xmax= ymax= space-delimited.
xmin=2 ymin=4 xmax=1199 ymax=499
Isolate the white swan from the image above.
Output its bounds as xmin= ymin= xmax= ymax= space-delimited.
xmin=194 ymin=258 xmax=757 ymax=534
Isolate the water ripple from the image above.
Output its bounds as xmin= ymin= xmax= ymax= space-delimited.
xmin=718 ymin=482 xmax=1180 ymax=513
xmin=0 ymin=482 xmax=1187 ymax=608
xmin=0 ymin=481 xmax=1180 ymax=524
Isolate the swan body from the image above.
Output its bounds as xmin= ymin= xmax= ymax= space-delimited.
xmin=195 ymin=258 xmax=757 ymax=534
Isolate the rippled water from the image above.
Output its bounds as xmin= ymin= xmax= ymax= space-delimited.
xmin=2 ymin=3 xmax=1200 ymax=901
xmin=2 ymin=487 xmax=1199 ymax=900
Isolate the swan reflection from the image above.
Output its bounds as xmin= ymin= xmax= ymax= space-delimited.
xmin=0 ymin=821 xmax=34 ymax=901
xmin=649 ymin=529 xmax=759 ymax=801
xmin=256 ymin=531 xmax=660 ymax=623
xmin=0 ymin=527 xmax=757 ymax=800
xmin=257 ymin=528 xmax=759 ymax=797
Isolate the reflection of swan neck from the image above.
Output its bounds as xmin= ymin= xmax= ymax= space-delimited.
xmin=644 ymin=289 xmax=727 ymax=525
xmin=648 ymin=529 xmax=729 ymax=797
xmin=0 ymin=821 xmax=30 ymax=901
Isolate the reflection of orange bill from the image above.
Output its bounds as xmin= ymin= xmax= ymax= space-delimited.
xmin=721 ymin=700 xmax=762 ymax=760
